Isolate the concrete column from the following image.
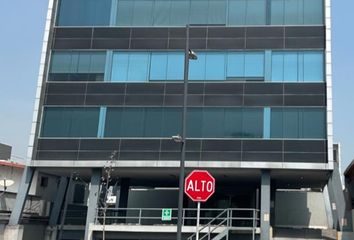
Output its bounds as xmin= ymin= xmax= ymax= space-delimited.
xmin=49 ymin=177 xmax=69 ymax=226
xmin=44 ymin=226 xmax=58 ymax=240
xmin=84 ymin=168 xmax=102 ymax=240
xmin=260 ymin=170 xmax=271 ymax=240
xmin=9 ymin=167 xmax=35 ymax=225
xmin=4 ymin=225 xmax=24 ymax=240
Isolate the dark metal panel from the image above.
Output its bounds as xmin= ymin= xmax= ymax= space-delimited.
xmin=285 ymin=37 xmax=325 ymax=49
xmin=246 ymin=27 xmax=283 ymax=38
xmin=125 ymin=95 xmax=164 ymax=105
xmin=243 ymin=95 xmax=283 ymax=106
xmin=207 ymin=27 xmax=245 ymax=38
xmin=45 ymin=94 xmax=86 ymax=105
xmin=86 ymin=83 xmax=126 ymax=94
xmin=120 ymin=139 xmax=160 ymax=151
xmin=130 ymin=39 xmax=168 ymax=49
xmin=126 ymin=83 xmax=165 ymax=94
xmin=246 ymin=38 xmax=284 ymax=49
xmin=160 ymin=152 xmax=181 ymax=160
xmin=202 ymin=140 xmax=242 ymax=151
xmin=46 ymin=83 xmax=86 ymax=94
xmin=119 ymin=151 xmax=160 ymax=160
xmin=37 ymin=151 xmax=78 ymax=160
xmin=93 ymin=28 xmax=131 ymax=38
xmin=207 ymin=38 xmax=245 ymax=49
xmin=284 ymin=140 xmax=326 ymax=152
xmin=85 ymin=94 xmax=125 ymax=105
xmin=201 ymin=151 xmax=242 ymax=161
xmin=189 ymin=38 xmax=207 ymax=49
xmin=131 ymin=28 xmax=168 ymax=38
xmin=190 ymin=28 xmax=207 ymax=38
xmin=54 ymin=28 xmax=93 ymax=38
xmin=53 ymin=39 xmax=92 ymax=49
xmin=284 ymin=95 xmax=325 ymax=106
xmin=92 ymin=39 xmax=130 ymax=49
xmin=285 ymin=26 xmax=325 ymax=37
xmin=242 ymin=140 xmax=282 ymax=151
xmin=204 ymin=95 xmax=243 ymax=106
xmin=204 ymin=83 xmax=244 ymax=94
xmin=188 ymin=83 xmax=204 ymax=94
xmin=165 ymin=83 xmax=184 ymax=94
xmin=79 ymin=139 xmax=120 ymax=150
xmin=77 ymin=151 xmax=113 ymax=160
xmin=284 ymin=83 xmax=325 ymax=94
xmin=242 ymin=152 xmax=283 ymax=162
xmin=284 ymin=153 xmax=326 ymax=163
xmin=244 ymin=83 xmax=283 ymax=94
xmin=37 ymin=139 xmax=80 ymax=151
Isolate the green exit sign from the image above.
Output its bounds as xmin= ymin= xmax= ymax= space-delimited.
xmin=161 ymin=209 xmax=172 ymax=221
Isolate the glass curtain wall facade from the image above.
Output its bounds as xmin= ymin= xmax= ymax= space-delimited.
xmin=36 ymin=0 xmax=328 ymax=164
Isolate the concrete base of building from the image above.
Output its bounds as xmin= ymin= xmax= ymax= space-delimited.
xmin=4 ymin=225 xmax=24 ymax=240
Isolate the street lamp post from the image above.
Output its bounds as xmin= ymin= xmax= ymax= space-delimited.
xmin=176 ymin=24 xmax=197 ymax=240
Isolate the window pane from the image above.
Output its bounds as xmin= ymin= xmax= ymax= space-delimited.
xmin=227 ymin=52 xmax=245 ymax=78
xmin=245 ymin=52 xmax=264 ymax=78
xmin=167 ymin=53 xmax=184 ymax=80
xmin=41 ymin=108 xmax=100 ymax=137
xmin=170 ymin=0 xmax=189 ymax=26
xmin=121 ymin=108 xmax=145 ymax=137
xmin=153 ymin=0 xmax=171 ymax=26
xmin=128 ymin=53 xmax=150 ymax=81
xmin=203 ymin=108 xmax=224 ymax=138
xmin=282 ymin=109 xmax=299 ymax=138
xmin=104 ymin=108 xmax=123 ymax=137
xmin=50 ymin=52 xmax=72 ymax=73
xmin=271 ymin=52 xmax=287 ymax=82
xmin=205 ymin=53 xmax=226 ymax=80
xmin=270 ymin=108 xmax=283 ymax=138
xmin=224 ymin=108 xmax=243 ymax=137
xmin=228 ymin=0 xmax=247 ymax=25
xmin=132 ymin=0 xmax=154 ymax=26
xmin=242 ymin=108 xmax=263 ymax=138
xmin=270 ymin=0 xmax=284 ymax=24
xmin=304 ymin=0 xmax=324 ymax=25
xmin=190 ymin=0 xmax=209 ymax=24
xmin=187 ymin=108 xmax=203 ymax=138
xmin=189 ymin=53 xmax=206 ymax=80
xmin=144 ymin=108 xmax=163 ymax=137
xmin=246 ymin=0 xmax=266 ymax=25
xmin=116 ymin=0 xmax=134 ymax=26
xmin=284 ymin=0 xmax=303 ymax=25
xmin=111 ymin=53 xmax=129 ymax=81
xmin=162 ymin=108 xmax=182 ymax=137
xmin=57 ymin=0 xmax=111 ymax=26
xmin=208 ymin=0 xmax=227 ymax=24
xmin=302 ymin=109 xmax=326 ymax=138
xmin=150 ymin=53 xmax=168 ymax=80
xmin=283 ymin=52 xmax=298 ymax=82
xmin=303 ymin=52 xmax=324 ymax=82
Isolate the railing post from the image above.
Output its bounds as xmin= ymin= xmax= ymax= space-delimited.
xmin=139 ymin=209 xmax=142 ymax=225
xmin=182 ymin=209 xmax=185 ymax=226
xmin=208 ymin=225 xmax=211 ymax=240
xmin=252 ymin=209 xmax=255 ymax=240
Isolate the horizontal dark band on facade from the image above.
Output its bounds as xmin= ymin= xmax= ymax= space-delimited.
xmin=35 ymin=139 xmax=327 ymax=163
xmin=44 ymin=82 xmax=326 ymax=107
xmin=52 ymin=26 xmax=325 ymax=50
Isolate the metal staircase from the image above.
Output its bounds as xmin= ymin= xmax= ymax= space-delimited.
xmin=187 ymin=208 xmax=259 ymax=240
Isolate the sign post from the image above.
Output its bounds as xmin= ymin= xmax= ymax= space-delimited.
xmin=184 ymin=170 xmax=215 ymax=240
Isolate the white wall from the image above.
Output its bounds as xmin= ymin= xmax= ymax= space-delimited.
xmin=275 ymin=190 xmax=328 ymax=229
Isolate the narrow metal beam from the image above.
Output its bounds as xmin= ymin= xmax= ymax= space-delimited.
xmin=177 ymin=24 xmax=190 ymax=240
xmin=49 ymin=176 xmax=69 ymax=226
xmin=260 ymin=170 xmax=271 ymax=240
xmin=57 ymin=173 xmax=74 ymax=240
xmin=9 ymin=167 xmax=35 ymax=225
xmin=84 ymin=168 xmax=102 ymax=240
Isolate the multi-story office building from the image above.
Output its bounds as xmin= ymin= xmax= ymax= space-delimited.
xmin=6 ymin=0 xmax=354 ymax=239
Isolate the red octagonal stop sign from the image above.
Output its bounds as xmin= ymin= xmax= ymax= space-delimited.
xmin=184 ymin=170 xmax=215 ymax=202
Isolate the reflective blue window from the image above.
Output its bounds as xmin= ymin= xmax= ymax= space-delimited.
xmin=41 ymin=107 xmax=100 ymax=137
xmin=111 ymin=52 xmax=150 ymax=82
xmin=49 ymin=51 xmax=106 ymax=81
xmin=270 ymin=0 xmax=323 ymax=25
xmin=271 ymin=51 xmax=324 ymax=82
xmin=270 ymin=108 xmax=326 ymax=139
xmin=57 ymin=0 xmax=111 ymax=26
xmin=150 ymin=52 xmax=184 ymax=80
xmin=245 ymin=53 xmax=264 ymax=78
